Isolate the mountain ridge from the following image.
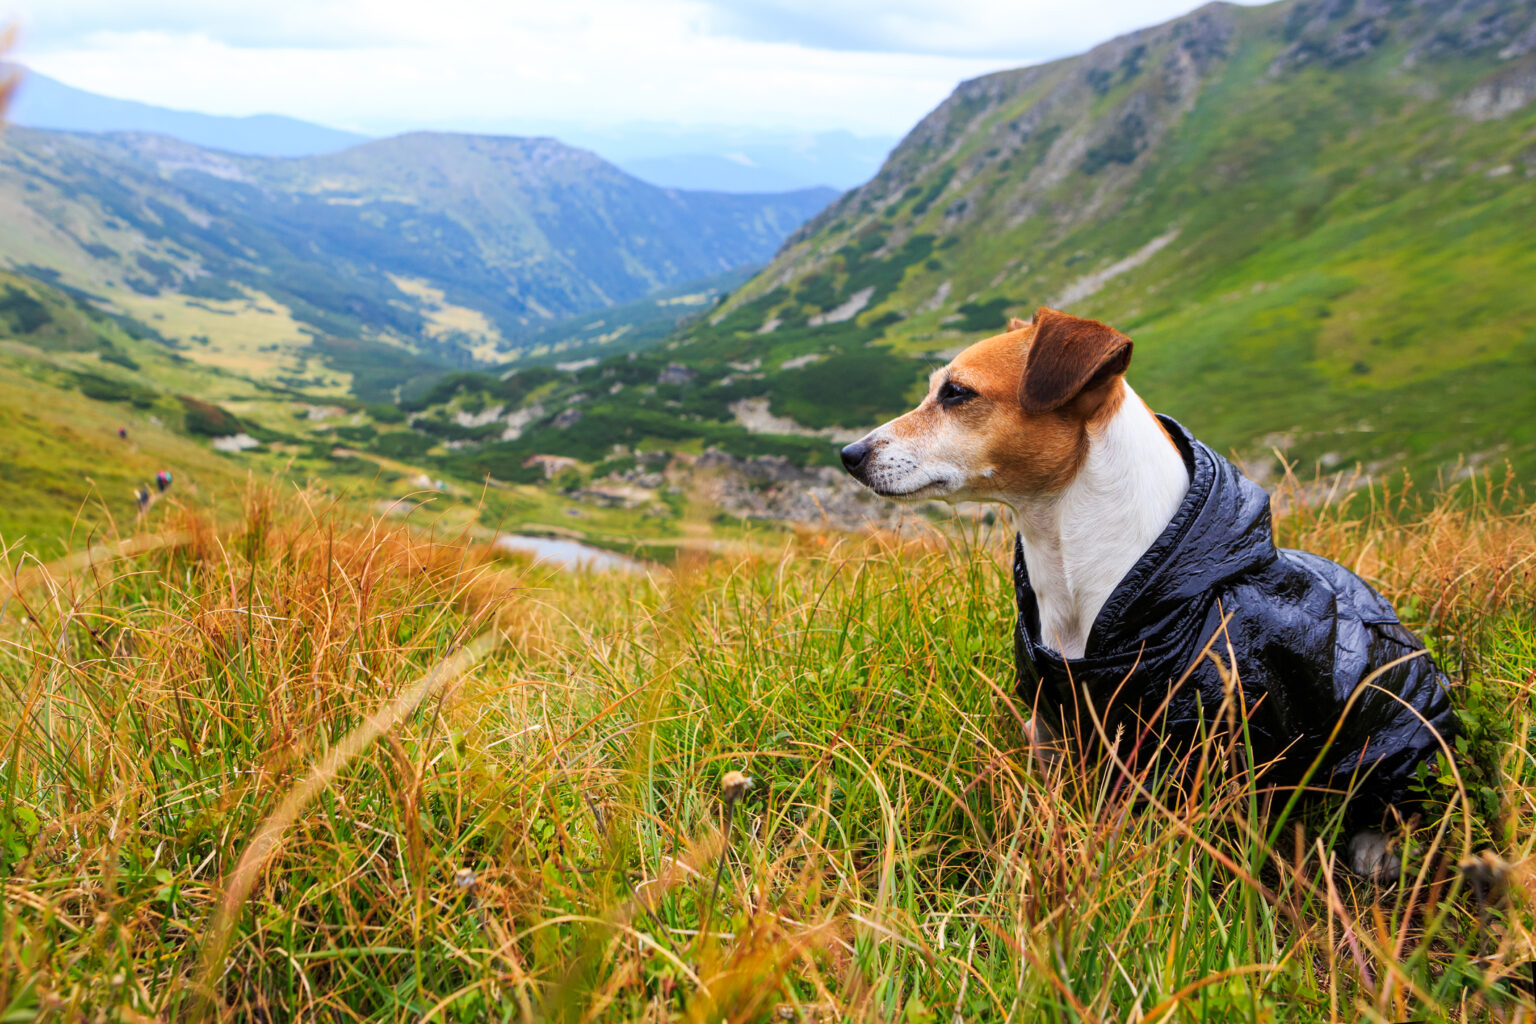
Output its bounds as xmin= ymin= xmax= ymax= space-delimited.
xmin=5 ymin=66 xmax=369 ymax=157
xmin=8 ymin=67 xmax=897 ymax=193
xmin=0 ymin=122 xmax=836 ymax=396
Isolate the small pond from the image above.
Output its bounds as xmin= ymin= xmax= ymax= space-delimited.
xmin=494 ymin=534 xmax=645 ymax=573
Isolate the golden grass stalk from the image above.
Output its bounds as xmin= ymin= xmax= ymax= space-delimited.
xmin=188 ymin=629 xmax=507 ymax=1015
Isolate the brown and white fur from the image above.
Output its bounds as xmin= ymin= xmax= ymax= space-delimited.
xmin=838 ymin=307 xmax=1398 ymax=880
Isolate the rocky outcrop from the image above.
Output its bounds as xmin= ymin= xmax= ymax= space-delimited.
xmin=694 ymin=450 xmax=947 ymax=532
xmin=453 ymin=403 xmax=505 ymax=428
xmin=1272 ymin=0 xmax=1393 ymax=73
xmin=1456 ymin=56 xmax=1536 ymax=119
xmin=657 ymin=363 xmax=696 ymax=385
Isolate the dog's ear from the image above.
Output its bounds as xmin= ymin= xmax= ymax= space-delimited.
xmin=1007 ymin=316 xmax=1031 ymax=331
xmin=1019 ymin=307 xmax=1133 ymax=415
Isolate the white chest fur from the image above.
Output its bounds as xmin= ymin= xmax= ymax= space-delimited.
xmin=1009 ymin=385 xmax=1189 ymax=659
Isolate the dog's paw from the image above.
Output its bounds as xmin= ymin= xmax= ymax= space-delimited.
xmin=1347 ymin=830 xmax=1401 ymax=882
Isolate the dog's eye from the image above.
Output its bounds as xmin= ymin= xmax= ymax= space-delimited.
xmin=937 ymin=380 xmax=977 ymax=408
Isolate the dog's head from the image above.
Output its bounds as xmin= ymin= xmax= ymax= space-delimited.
xmin=839 ymin=307 xmax=1134 ymax=503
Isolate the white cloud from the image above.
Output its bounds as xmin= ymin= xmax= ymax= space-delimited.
xmin=700 ymin=0 xmax=1242 ymax=58
xmin=5 ymin=0 xmax=1265 ymax=136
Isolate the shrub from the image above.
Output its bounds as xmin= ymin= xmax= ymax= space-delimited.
xmin=0 ymin=285 xmax=51 ymax=334
xmin=71 ymin=372 xmax=158 ymax=408
xmin=333 ymin=424 xmax=379 ymax=443
xmin=770 ymin=347 xmax=927 ymax=430
xmin=910 ymin=167 xmax=956 ymax=217
xmin=794 ymin=274 xmax=838 ymax=312
xmin=179 ymin=395 xmax=243 ymax=437
xmin=99 ymin=349 xmax=141 ymax=372
xmin=1080 ymin=112 xmax=1147 ymax=175
xmin=956 ymin=297 xmax=1015 ymax=332
xmin=367 ymin=403 xmax=407 ymax=424
xmin=372 ymin=431 xmax=434 ymax=459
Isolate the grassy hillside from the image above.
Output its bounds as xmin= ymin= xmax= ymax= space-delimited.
xmin=0 ymin=270 xmax=266 ymax=554
xmin=1 ymin=478 xmax=1530 ymax=1019
xmin=502 ymin=267 xmax=754 ymax=365
xmin=0 ymin=126 xmax=834 ymax=389
xmin=0 ymin=269 xmax=481 ymax=556
xmin=431 ymin=0 xmax=1536 ymax=486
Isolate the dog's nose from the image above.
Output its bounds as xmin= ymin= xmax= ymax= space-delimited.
xmin=839 ymin=440 xmax=871 ymax=475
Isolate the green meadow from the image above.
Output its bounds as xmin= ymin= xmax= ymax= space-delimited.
xmin=1 ymin=475 xmax=1531 ymax=1021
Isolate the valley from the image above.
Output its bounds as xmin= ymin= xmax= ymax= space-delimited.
xmin=0 ymin=124 xmax=834 ymax=387
xmin=3 ymin=0 xmax=1535 ymax=561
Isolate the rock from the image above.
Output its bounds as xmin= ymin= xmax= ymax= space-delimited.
xmin=693 ymin=448 xmax=950 ymax=532
xmin=551 ymin=408 xmax=584 ymax=429
xmin=1271 ymin=0 xmax=1391 ymax=73
xmin=523 ymin=454 xmax=580 ymax=477
xmin=300 ymin=404 xmax=346 ymax=421
xmin=922 ymin=280 xmax=952 ymax=313
xmin=807 ymin=286 xmax=875 ymax=327
xmin=211 ymin=432 xmax=260 ymax=452
xmin=657 ymin=363 xmax=696 ymax=385
xmin=502 ymin=403 xmax=545 ymax=441
xmin=453 ymin=403 xmax=505 ymax=428
xmin=1456 ymin=59 xmax=1536 ymax=120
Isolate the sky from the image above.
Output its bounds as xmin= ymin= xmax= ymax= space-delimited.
xmin=5 ymin=0 xmax=1269 ymax=138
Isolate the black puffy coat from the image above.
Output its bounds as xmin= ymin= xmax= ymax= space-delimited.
xmin=1013 ymin=416 xmax=1457 ymax=821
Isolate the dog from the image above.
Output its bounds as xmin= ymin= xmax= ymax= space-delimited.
xmin=839 ymin=307 xmax=1457 ymax=880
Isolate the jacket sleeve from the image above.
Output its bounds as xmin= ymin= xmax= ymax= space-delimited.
xmin=1285 ymin=551 xmax=1458 ymax=818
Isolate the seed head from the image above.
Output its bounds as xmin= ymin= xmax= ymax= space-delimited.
xmin=721 ymin=771 xmax=753 ymax=802
xmin=1459 ymin=849 xmax=1510 ymax=906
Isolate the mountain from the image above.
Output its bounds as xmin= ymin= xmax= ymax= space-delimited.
xmin=621 ymin=153 xmax=831 ymax=193
xmin=5 ymin=67 xmax=369 ymax=157
xmin=0 ymin=126 xmax=836 ymax=397
xmin=7 ymin=68 xmax=892 ymax=192
xmin=396 ymin=0 xmax=1536 ymax=492
xmin=702 ymin=0 xmax=1536 ymax=478
xmin=608 ymin=129 xmax=899 ymax=192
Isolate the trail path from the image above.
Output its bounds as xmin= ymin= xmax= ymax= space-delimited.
xmin=1 ymin=529 xmax=191 ymax=599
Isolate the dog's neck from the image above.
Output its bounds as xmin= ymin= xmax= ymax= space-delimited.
xmin=1008 ymin=384 xmax=1189 ymax=659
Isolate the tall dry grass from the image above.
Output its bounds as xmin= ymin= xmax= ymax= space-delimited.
xmin=0 ymin=476 xmax=1530 ymax=1021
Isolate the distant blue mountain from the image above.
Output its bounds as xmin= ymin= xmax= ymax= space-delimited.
xmin=3 ymin=67 xmax=891 ymax=192
xmin=582 ymin=126 xmax=896 ymax=193
xmin=4 ymin=67 xmax=369 ymax=157
xmin=620 ymin=152 xmax=820 ymax=193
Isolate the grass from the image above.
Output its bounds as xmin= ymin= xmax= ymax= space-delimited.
xmin=0 ymin=470 xmax=1531 ymax=1021
xmin=0 ymin=366 xmax=254 ymax=560
xmin=111 ymin=290 xmax=339 ymax=392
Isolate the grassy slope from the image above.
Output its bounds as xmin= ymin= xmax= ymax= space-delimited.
xmin=504 ymin=267 xmax=754 ymax=365
xmin=465 ymin=0 xmax=1535 ymax=483
xmin=781 ymin=0 xmax=1536 ymax=478
xmin=0 ymin=270 xmax=479 ymax=557
xmin=0 ymin=481 xmax=1530 ymax=1019
xmin=0 ymin=271 xmax=258 ymax=555
xmin=0 ymin=368 xmax=241 ymax=557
